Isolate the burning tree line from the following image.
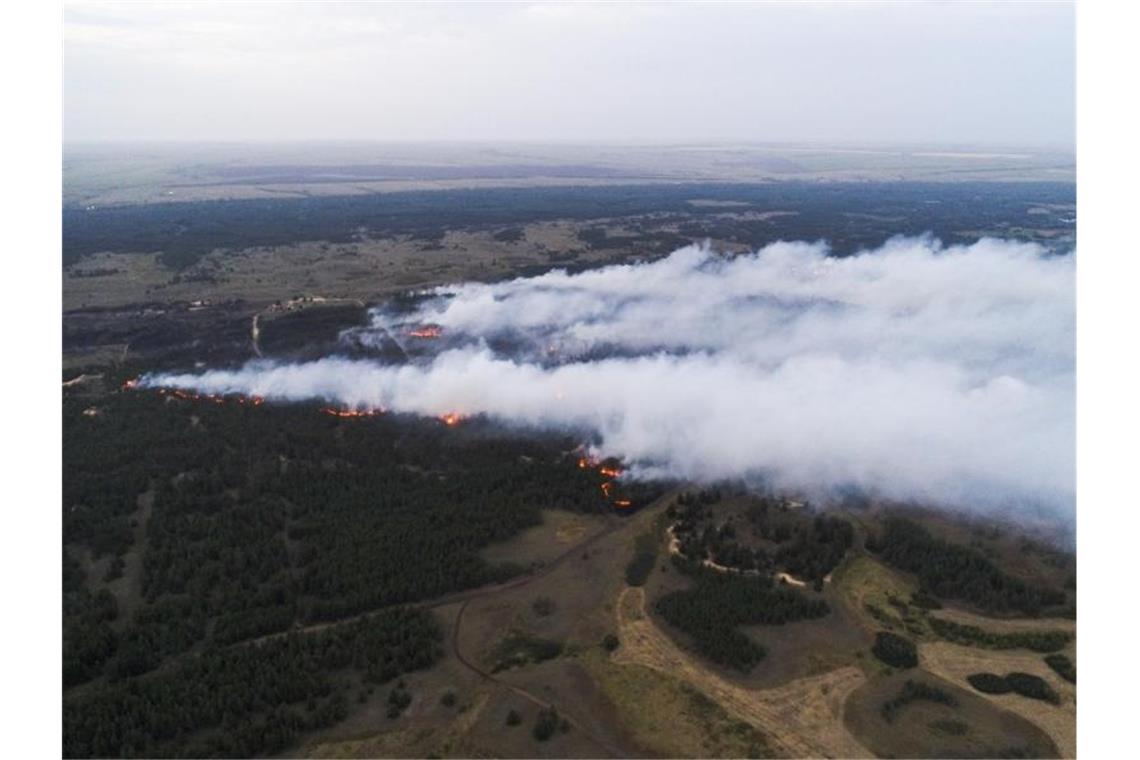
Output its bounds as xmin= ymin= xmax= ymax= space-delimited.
xmin=65 ymin=382 xmax=637 ymax=756
xmin=123 ymin=377 xmax=643 ymax=511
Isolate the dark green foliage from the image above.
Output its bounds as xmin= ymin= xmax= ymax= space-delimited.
xmin=967 ymin=673 xmax=1013 ymax=694
xmin=1004 ymin=672 xmax=1061 ymax=704
xmin=62 ymin=551 xmax=119 ymax=688
xmin=387 ymin=684 xmax=413 ymax=718
xmin=63 ymin=181 xmax=1076 ymax=270
xmin=656 ymin=562 xmax=828 ymax=672
xmin=63 ymin=607 xmax=442 ymax=758
xmin=603 ymin=633 xmax=620 ymax=652
xmin=880 ymin=680 xmax=957 ymax=723
xmin=63 ymin=390 xmax=614 ymax=687
xmin=1043 ymin=653 xmax=1076 ymax=684
xmin=671 ymin=495 xmax=852 ymax=581
xmin=871 ymin=518 xmax=1067 ymax=616
xmin=505 ymin=709 xmax=522 ymax=726
xmin=928 ymin=617 xmax=1070 ymax=653
xmin=871 ymin=631 xmax=918 ymax=669
xmin=910 ymin=589 xmax=943 ymax=610
xmin=533 ymin=707 xmax=560 ymax=742
xmin=967 ymin=672 xmax=1060 ymax=704
xmin=625 ymin=532 xmax=659 ymax=586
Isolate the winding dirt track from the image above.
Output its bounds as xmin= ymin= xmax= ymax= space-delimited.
xmin=612 ymin=586 xmax=873 ymax=759
xmin=450 ymin=599 xmax=627 ymax=758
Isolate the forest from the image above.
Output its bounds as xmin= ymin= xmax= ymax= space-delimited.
xmin=668 ymin=491 xmax=854 ymax=583
xmin=62 ymin=376 xmax=627 ymax=754
xmin=655 ymin=558 xmax=829 ymax=672
xmin=64 ymin=607 xmax=442 ymax=757
xmin=64 ymin=181 xmax=1076 ymax=269
xmin=868 ymin=518 xmax=1068 ymax=616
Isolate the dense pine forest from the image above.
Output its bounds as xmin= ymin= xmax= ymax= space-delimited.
xmin=62 ymin=373 xmax=623 ymax=756
xmin=655 ymin=559 xmax=829 ymax=672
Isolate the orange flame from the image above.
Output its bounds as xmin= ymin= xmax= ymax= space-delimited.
xmin=439 ymin=412 xmax=464 ymax=427
xmin=614 ymin=499 xmax=632 ymax=508
xmin=121 ymin=378 xmax=139 ymax=390
xmin=600 ymin=481 xmax=613 ymax=498
xmin=408 ymin=325 xmax=443 ymax=339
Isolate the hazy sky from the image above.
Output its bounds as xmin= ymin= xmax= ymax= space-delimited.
xmin=64 ymin=1 xmax=1075 ymax=146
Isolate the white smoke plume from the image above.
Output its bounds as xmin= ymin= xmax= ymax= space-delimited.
xmin=143 ymin=237 xmax=1075 ymax=517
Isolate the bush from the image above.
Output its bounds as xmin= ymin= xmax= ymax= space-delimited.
xmin=505 ymin=709 xmax=522 ymax=726
xmin=910 ymin=589 xmax=943 ymax=610
xmin=533 ymin=707 xmax=559 ymax=741
xmin=625 ymin=533 xmax=658 ymax=586
xmin=880 ymin=680 xmax=957 ymax=723
xmin=967 ymin=671 xmax=1059 ymax=703
xmin=1005 ymin=672 xmax=1060 ymax=704
xmin=602 ymin=633 xmax=620 ymax=652
xmin=928 ymin=617 xmax=1070 ymax=653
xmin=967 ymin=672 xmax=1011 ymax=694
xmin=1044 ymin=653 xmax=1076 ymax=684
xmin=871 ymin=631 xmax=918 ymax=669
xmin=440 ymin=691 xmax=456 ymax=708
xmin=532 ymin=597 xmax=556 ymax=617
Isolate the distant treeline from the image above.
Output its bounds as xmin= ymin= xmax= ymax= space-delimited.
xmin=64 ymin=181 xmax=1076 ymax=269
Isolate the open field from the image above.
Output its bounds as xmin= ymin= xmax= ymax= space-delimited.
xmin=64 ymin=143 xmax=1075 ymax=207
xmin=919 ymin=642 xmax=1076 ymax=758
xmin=844 ymin=670 xmax=1059 ymax=758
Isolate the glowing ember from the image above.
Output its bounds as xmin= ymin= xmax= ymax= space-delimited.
xmin=321 ymin=407 xmax=383 ymax=418
xmin=121 ymin=378 xmax=139 ymax=390
xmin=407 ymin=325 xmax=443 ymax=339
xmin=600 ymin=481 xmax=613 ymax=498
xmin=599 ymin=466 xmax=624 ymax=479
xmin=614 ymin=499 xmax=632 ymax=508
xmin=439 ymin=412 xmax=464 ymax=427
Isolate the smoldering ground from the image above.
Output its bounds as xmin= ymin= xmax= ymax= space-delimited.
xmin=143 ymin=237 xmax=1075 ymax=518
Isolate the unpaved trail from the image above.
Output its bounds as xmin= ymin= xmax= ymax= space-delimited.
xmin=250 ymin=295 xmax=367 ymax=358
xmin=449 ymin=599 xmax=626 ymax=758
xmin=612 ymin=586 xmax=873 ymax=759
xmin=105 ymin=487 xmax=154 ymax=629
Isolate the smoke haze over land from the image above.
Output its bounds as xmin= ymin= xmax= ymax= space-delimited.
xmin=145 ymin=238 xmax=1075 ymax=517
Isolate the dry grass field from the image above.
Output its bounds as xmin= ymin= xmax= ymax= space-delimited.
xmin=843 ymin=670 xmax=1059 ymax=759
xmin=919 ymin=641 xmax=1075 ymax=758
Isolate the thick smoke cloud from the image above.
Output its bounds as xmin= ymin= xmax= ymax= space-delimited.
xmin=144 ymin=238 xmax=1074 ymax=517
